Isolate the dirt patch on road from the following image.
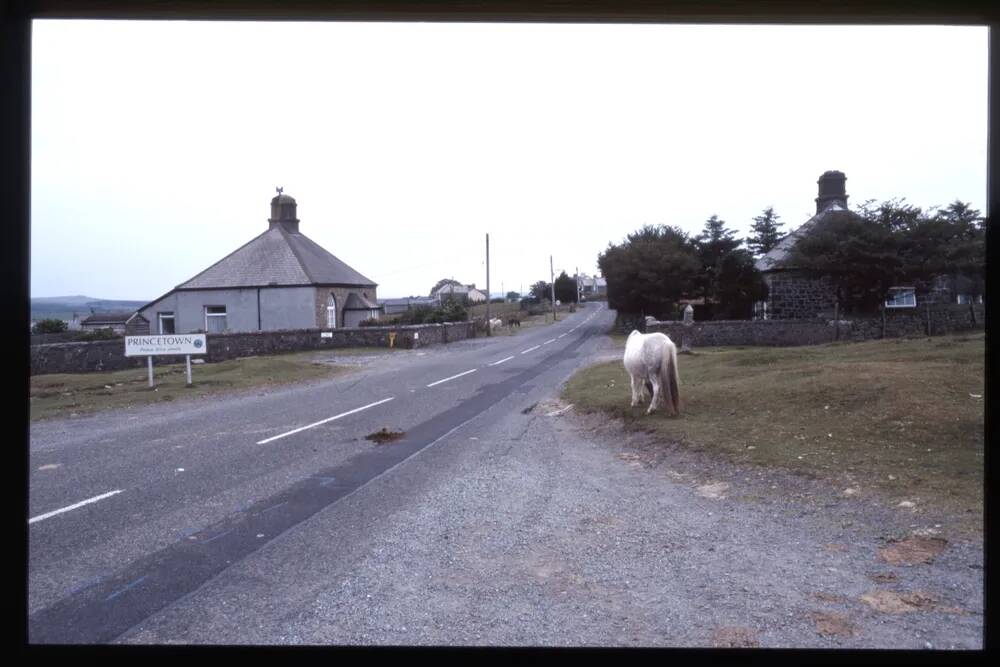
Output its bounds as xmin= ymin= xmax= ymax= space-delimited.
xmin=878 ymin=536 xmax=948 ymax=566
xmin=859 ymin=590 xmax=960 ymax=614
xmin=365 ymin=428 xmax=406 ymax=445
xmin=809 ymin=611 xmax=856 ymax=638
xmin=710 ymin=626 xmax=760 ymax=648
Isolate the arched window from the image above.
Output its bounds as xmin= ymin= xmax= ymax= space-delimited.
xmin=327 ymin=294 xmax=337 ymax=328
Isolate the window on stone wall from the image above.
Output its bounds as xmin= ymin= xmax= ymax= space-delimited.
xmin=885 ymin=287 xmax=916 ymax=308
xmin=205 ymin=306 xmax=227 ymax=332
xmin=752 ymin=300 xmax=769 ymax=321
xmin=957 ymin=294 xmax=983 ymax=305
xmin=327 ymin=294 xmax=337 ymax=328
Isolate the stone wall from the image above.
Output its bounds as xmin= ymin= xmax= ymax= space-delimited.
xmin=644 ymin=303 xmax=984 ymax=348
xmin=30 ymin=321 xmax=476 ymax=375
xmin=764 ymin=271 xmax=837 ymax=320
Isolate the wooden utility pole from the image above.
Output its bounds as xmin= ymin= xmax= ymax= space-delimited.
xmin=486 ymin=233 xmax=491 ymax=336
xmin=550 ymin=255 xmax=557 ymax=321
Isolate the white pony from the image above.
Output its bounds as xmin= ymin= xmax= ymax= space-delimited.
xmin=623 ymin=330 xmax=680 ymax=415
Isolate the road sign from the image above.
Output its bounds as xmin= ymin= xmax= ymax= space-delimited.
xmin=125 ymin=334 xmax=207 ymax=388
xmin=125 ymin=334 xmax=207 ymax=357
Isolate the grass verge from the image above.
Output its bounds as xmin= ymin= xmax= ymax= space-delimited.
xmin=30 ymin=350 xmax=359 ymax=421
xmin=563 ymin=333 xmax=984 ymax=535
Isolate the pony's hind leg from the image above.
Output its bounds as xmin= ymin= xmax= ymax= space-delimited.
xmin=629 ymin=374 xmax=641 ymax=407
xmin=647 ymin=374 xmax=662 ymax=414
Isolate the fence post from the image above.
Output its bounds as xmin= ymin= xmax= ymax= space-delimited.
xmin=681 ymin=304 xmax=694 ymax=353
xmin=833 ymin=301 xmax=839 ymax=341
xmin=925 ymin=302 xmax=932 ymax=336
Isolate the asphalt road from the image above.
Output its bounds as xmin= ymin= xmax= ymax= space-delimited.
xmin=28 ymin=302 xmax=617 ymax=644
xmin=27 ymin=301 xmax=982 ymax=648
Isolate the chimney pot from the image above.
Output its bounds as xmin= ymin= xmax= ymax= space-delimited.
xmin=269 ymin=191 xmax=300 ymax=232
xmin=815 ymin=171 xmax=848 ymax=214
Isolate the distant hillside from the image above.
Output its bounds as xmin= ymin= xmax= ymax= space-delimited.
xmin=31 ymin=296 xmax=148 ymax=321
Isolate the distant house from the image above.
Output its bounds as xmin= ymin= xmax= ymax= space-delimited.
xmin=432 ymin=283 xmax=469 ymax=302
xmin=466 ymin=286 xmax=487 ymax=303
xmin=80 ymin=311 xmax=149 ymax=334
xmin=575 ymin=274 xmax=607 ymax=298
xmin=431 ymin=282 xmax=486 ymax=304
xmin=754 ymin=171 xmax=984 ymax=320
xmin=137 ymin=192 xmax=380 ymax=333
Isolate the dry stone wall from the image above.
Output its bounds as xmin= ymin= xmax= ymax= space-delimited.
xmin=31 ymin=322 xmax=476 ymax=375
xmin=643 ymin=303 xmax=984 ymax=348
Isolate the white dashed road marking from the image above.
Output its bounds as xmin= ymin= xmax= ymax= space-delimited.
xmin=427 ymin=369 xmax=478 ymax=387
xmin=488 ymin=356 xmax=515 ymax=366
xmin=521 ymin=345 xmax=541 ymax=354
xmin=256 ymin=397 xmax=396 ymax=444
xmin=29 ymin=490 xmax=124 ymax=525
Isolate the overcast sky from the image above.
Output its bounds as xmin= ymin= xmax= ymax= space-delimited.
xmin=31 ymin=20 xmax=987 ymax=301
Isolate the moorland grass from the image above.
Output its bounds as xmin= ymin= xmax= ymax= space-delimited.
xmin=563 ymin=333 xmax=985 ymax=534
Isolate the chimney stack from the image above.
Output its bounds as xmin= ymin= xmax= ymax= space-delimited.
xmin=815 ymin=171 xmax=848 ymax=214
xmin=269 ymin=190 xmax=300 ymax=232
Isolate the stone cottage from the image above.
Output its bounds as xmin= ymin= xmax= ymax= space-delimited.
xmin=755 ymin=171 xmax=984 ymax=320
xmin=753 ymin=171 xmax=851 ymax=319
xmin=137 ymin=191 xmax=381 ymax=333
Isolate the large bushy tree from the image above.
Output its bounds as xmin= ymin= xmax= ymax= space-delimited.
xmin=598 ymin=224 xmax=702 ymax=318
xmin=529 ymin=281 xmax=552 ymax=302
xmin=712 ymin=248 xmax=767 ymax=319
xmin=694 ymin=215 xmax=764 ymax=318
xmin=553 ymin=271 xmax=577 ymax=303
xmin=695 ymin=215 xmax=741 ymax=303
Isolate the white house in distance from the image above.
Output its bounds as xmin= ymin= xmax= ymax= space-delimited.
xmin=575 ymin=273 xmax=606 ymax=299
xmin=137 ymin=191 xmax=381 ymax=333
xmin=431 ymin=283 xmax=487 ymax=304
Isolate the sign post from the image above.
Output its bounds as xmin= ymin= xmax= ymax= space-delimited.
xmin=125 ymin=334 xmax=208 ymax=388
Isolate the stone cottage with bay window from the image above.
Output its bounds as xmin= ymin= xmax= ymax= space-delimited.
xmin=137 ymin=191 xmax=380 ymax=334
xmin=754 ymin=170 xmax=984 ymax=320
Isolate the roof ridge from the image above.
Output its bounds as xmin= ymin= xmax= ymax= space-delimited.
xmin=275 ymin=225 xmax=317 ymax=283
xmin=175 ymin=228 xmax=274 ymax=289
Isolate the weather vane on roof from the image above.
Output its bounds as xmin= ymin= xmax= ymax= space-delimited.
xmin=276 ymin=186 xmax=283 ymax=195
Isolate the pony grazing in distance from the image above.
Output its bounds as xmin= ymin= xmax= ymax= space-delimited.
xmin=623 ymin=330 xmax=680 ymax=416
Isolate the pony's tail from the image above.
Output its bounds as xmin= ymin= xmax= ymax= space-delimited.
xmin=661 ymin=340 xmax=680 ymax=415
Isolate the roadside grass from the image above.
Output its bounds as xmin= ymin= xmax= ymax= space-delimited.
xmin=30 ymin=350 xmax=359 ymax=421
xmin=563 ymin=333 xmax=985 ymax=535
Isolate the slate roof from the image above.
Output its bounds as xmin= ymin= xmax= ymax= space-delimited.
xmin=343 ymin=292 xmax=379 ymax=310
xmin=754 ymin=202 xmax=861 ymax=272
xmin=81 ymin=311 xmax=136 ymax=325
xmin=176 ymin=225 xmax=376 ymax=289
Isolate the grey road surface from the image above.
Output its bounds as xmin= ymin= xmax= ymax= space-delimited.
xmin=27 ymin=301 xmax=982 ymax=648
xmin=29 ymin=303 xmax=611 ymax=642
